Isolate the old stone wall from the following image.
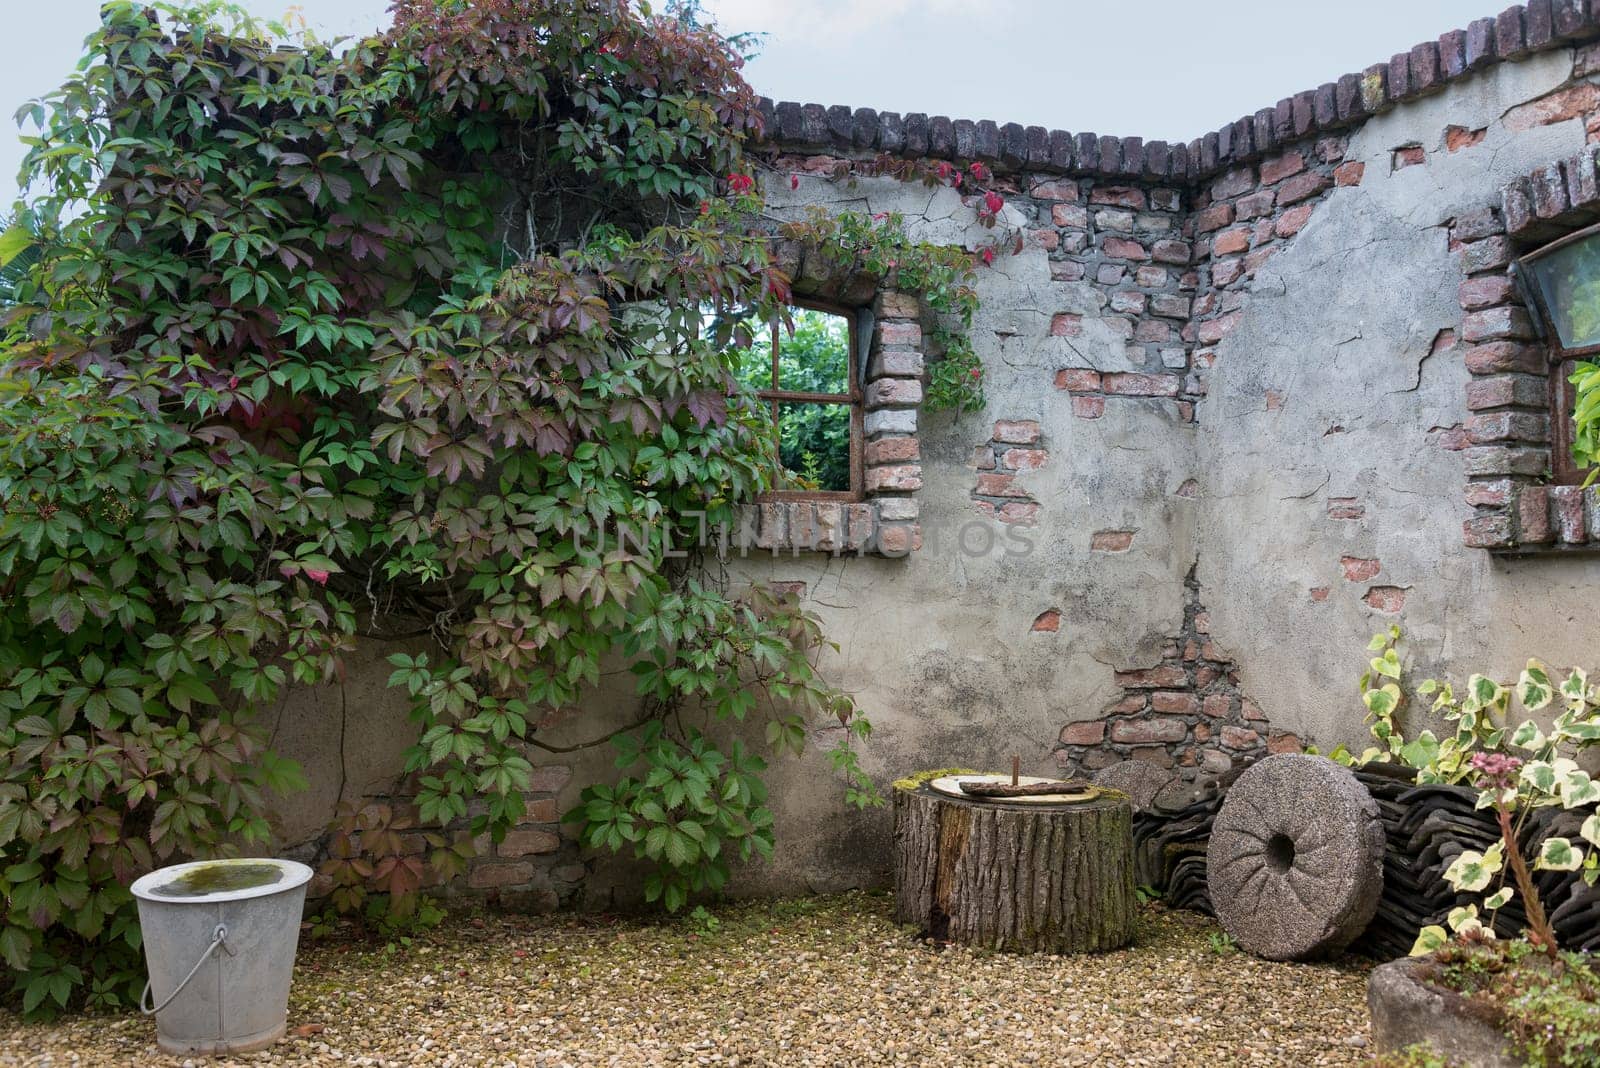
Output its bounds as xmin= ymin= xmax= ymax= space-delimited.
xmin=263 ymin=2 xmax=1600 ymax=907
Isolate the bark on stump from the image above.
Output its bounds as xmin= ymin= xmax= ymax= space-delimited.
xmin=892 ymin=781 xmax=1135 ymax=953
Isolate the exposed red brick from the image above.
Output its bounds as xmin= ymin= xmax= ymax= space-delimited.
xmin=1259 ymin=151 xmax=1306 ymax=186
xmin=1433 ymin=422 xmax=1465 ymax=450
xmin=1111 ymin=717 xmax=1188 ymax=744
xmin=1002 ymin=447 xmax=1048 ymax=471
xmin=521 ymin=797 xmax=561 ymax=823
xmin=1310 ymin=586 xmax=1331 ymax=602
xmin=1052 ymin=203 xmax=1088 ymax=227
xmin=1059 ymin=719 xmax=1104 ymax=745
xmin=1275 ymin=203 xmax=1315 ymax=237
xmin=1103 ymin=236 xmax=1150 ymax=261
xmin=1029 ymin=228 xmax=1060 ymax=252
xmin=875 ymin=524 xmax=922 ymax=554
xmin=1340 ymin=556 xmax=1381 ymax=581
xmin=1072 ymin=396 xmax=1105 ymax=419
xmin=1151 ymin=239 xmax=1192 ymax=264
xmin=1221 ymin=726 xmax=1261 ymax=749
xmin=1175 ymin=479 xmax=1199 ymax=498
xmin=977 ymin=500 xmax=1040 ymax=525
xmin=1050 ymin=313 xmax=1083 ymax=337
xmin=1202 ymin=694 xmax=1233 ymax=719
xmin=1363 ymin=586 xmax=1408 ymax=614
xmin=1212 ymin=228 xmax=1251 ymax=256
xmin=1278 ymin=170 xmax=1332 ymax=205
xmin=866 ymin=464 xmax=922 ymax=492
xmin=1505 ymin=83 xmax=1600 ymax=131
xmin=1031 ymin=608 xmax=1062 ymax=633
xmin=1518 ymin=485 xmax=1552 ymax=542
xmin=1103 ymin=372 xmax=1181 ymax=397
xmin=975 ymin=472 xmax=1026 ymax=497
xmin=1236 ymin=189 xmax=1277 ymax=220
xmin=1054 ymin=368 xmax=1101 ymax=392
xmin=1267 ymin=732 xmax=1304 ymax=755
xmin=1115 ymin=665 xmax=1187 ymax=689
xmin=1197 ymin=311 xmax=1242 ymax=344
xmin=1265 ymin=390 xmax=1285 ymax=411
xmin=992 ymin=419 xmax=1040 ymax=444
xmin=866 ymin=378 xmax=923 ymax=407
xmin=1334 ymin=160 xmax=1366 ymax=186
xmin=874 ymin=291 xmax=920 ymax=318
xmin=1327 ymin=498 xmax=1364 ymax=520
xmin=1091 ymin=529 xmax=1135 ymax=552
xmin=1391 ymin=144 xmax=1426 ymax=170
xmin=865 ymin=436 xmax=920 ymax=465
xmin=877 ymin=321 xmax=921 ymax=346
xmin=1090 ymin=185 xmax=1146 ymax=209
xmin=469 ymin=860 xmax=536 ymax=888
xmin=1445 ymin=124 xmax=1487 ymax=152
xmin=1195 ymin=203 xmax=1234 ymax=233
xmin=1029 ymin=178 xmax=1079 ymax=200
xmin=1151 ymin=691 xmax=1198 ymax=714
xmin=526 ymin=765 xmax=574 ymax=793
xmin=499 ymin=828 xmax=561 ymax=857
xmin=971 ymin=445 xmax=996 ymax=470
xmin=1465 ymin=479 xmax=1512 ymax=508
xmin=1458 ymin=275 xmax=1517 ymax=309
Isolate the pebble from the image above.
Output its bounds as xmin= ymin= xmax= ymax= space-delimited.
xmin=0 ymin=893 xmax=1374 ymax=1067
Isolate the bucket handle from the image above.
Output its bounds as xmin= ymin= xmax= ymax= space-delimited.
xmin=140 ymin=923 xmax=234 ymax=1016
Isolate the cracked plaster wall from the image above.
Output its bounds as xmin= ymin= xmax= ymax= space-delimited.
xmin=264 ymin=44 xmax=1600 ymax=905
xmin=1197 ymin=48 xmax=1600 ymax=751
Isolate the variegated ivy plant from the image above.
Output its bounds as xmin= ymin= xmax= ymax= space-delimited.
xmin=1346 ymin=627 xmax=1600 ymax=956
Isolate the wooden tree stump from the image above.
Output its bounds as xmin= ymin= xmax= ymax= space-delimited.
xmin=892 ymin=774 xmax=1136 ymax=954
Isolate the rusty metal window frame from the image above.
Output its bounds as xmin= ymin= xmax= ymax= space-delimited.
xmin=1514 ymin=221 xmax=1600 ymax=485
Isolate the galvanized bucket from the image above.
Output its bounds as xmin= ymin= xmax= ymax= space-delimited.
xmin=130 ymin=858 xmax=313 ymax=1056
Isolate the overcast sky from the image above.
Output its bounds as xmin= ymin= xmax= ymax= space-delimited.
xmin=5 ymin=0 xmax=1505 ymax=203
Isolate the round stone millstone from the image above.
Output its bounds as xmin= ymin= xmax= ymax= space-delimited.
xmin=1206 ymin=753 xmax=1384 ymax=960
xmin=1092 ymin=760 xmax=1174 ymax=812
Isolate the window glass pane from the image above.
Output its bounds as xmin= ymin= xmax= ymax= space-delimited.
xmin=778 ymin=307 xmax=851 ymax=395
xmin=777 ymin=401 xmax=852 ymax=492
xmin=1526 ymin=231 xmax=1600 ymax=349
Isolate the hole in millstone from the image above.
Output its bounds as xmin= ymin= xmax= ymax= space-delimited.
xmin=1265 ymin=833 xmax=1296 ymax=873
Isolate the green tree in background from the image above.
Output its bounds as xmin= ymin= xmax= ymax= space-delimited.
xmin=733 ymin=308 xmax=853 ymax=491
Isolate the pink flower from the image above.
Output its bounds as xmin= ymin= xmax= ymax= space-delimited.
xmin=935 ymin=161 xmax=954 ymax=181
xmin=227 ymin=375 xmax=239 ymax=389
xmin=305 ymin=569 xmax=330 ymax=586
xmin=980 ymin=247 xmax=995 ymax=265
xmin=969 ymin=162 xmax=990 ymax=182
xmin=983 ymin=191 xmax=1004 ymax=214
xmin=790 ymin=174 xmax=800 ymax=190
xmin=728 ymin=173 xmax=754 ymax=195
xmin=969 ymin=367 xmax=981 ymax=378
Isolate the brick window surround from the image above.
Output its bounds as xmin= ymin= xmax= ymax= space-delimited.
xmin=738 ymin=242 xmax=929 ymax=556
xmin=1459 ymin=146 xmax=1600 ymax=552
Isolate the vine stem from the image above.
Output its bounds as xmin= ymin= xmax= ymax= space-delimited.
xmin=1497 ymin=802 xmax=1559 ymax=957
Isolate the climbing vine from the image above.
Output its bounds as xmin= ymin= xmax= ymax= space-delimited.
xmin=0 ymin=0 xmax=996 ymax=1015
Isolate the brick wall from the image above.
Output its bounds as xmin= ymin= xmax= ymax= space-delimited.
xmin=1052 ymin=570 xmax=1301 ymax=783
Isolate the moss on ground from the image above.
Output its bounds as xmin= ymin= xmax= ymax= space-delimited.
xmin=1426 ymin=939 xmax=1600 ymax=1067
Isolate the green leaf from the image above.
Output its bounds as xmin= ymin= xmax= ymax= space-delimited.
xmin=1409 ymin=925 xmax=1448 ymax=956
xmin=1536 ymin=836 xmax=1582 ymax=872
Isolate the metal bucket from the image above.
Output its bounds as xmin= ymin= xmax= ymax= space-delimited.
xmin=130 ymin=858 xmax=313 ymax=1056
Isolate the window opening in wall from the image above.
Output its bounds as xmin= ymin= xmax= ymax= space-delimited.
xmin=1516 ymin=221 xmax=1600 ymax=485
xmin=731 ymin=303 xmax=863 ymax=498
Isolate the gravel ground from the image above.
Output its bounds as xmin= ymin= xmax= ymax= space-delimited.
xmin=1 ymin=893 xmax=1375 ymax=1067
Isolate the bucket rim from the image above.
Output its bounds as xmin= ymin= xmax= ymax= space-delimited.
xmin=131 ymin=858 xmax=313 ymax=905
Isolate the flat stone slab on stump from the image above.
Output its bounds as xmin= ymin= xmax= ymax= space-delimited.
xmin=1206 ymin=753 xmax=1384 ymax=960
